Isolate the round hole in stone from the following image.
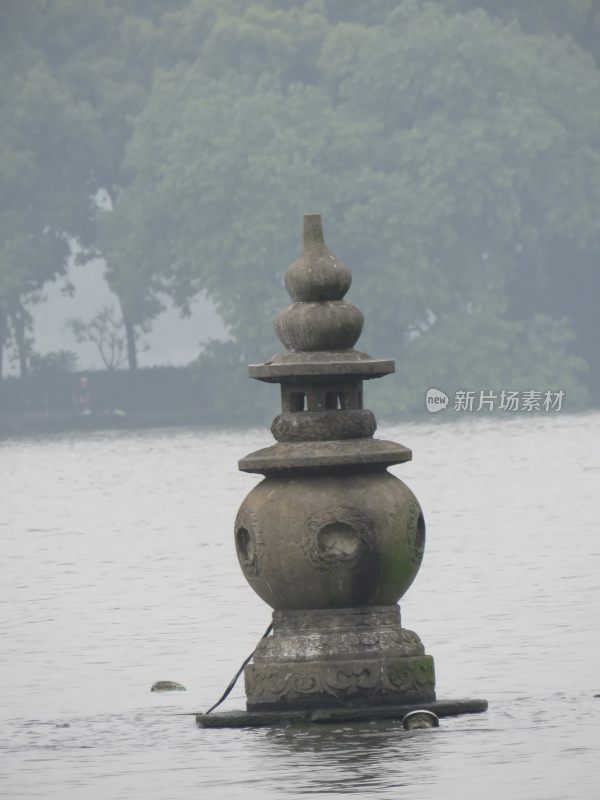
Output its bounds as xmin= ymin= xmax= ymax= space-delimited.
xmin=416 ymin=512 xmax=426 ymax=552
xmin=236 ymin=526 xmax=255 ymax=564
xmin=317 ymin=522 xmax=360 ymax=559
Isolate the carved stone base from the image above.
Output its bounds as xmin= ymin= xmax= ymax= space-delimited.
xmin=245 ymin=605 xmax=436 ymax=711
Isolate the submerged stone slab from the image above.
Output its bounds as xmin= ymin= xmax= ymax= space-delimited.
xmin=196 ymin=698 xmax=488 ymax=729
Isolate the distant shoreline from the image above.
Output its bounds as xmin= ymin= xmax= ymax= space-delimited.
xmin=0 ymin=408 xmax=233 ymax=438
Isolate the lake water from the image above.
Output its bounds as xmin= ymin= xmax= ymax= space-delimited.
xmin=1 ymin=413 xmax=599 ymax=799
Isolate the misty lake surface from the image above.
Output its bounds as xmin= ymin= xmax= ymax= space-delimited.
xmin=2 ymin=413 xmax=599 ymax=799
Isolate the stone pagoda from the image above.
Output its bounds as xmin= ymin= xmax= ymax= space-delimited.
xmin=234 ymin=213 xmax=435 ymax=712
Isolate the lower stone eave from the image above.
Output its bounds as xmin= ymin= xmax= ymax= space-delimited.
xmin=238 ymin=438 xmax=412 ymax=474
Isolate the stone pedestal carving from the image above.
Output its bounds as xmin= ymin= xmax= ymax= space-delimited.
xmin=245 ymin=607 xmax=434 ymax=711
xmin=236 ymin=214 xmax=435 ymax=711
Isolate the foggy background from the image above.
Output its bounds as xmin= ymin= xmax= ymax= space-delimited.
xmin=33 ymin=261 xmax=226 ymax=370
xmin=1 ymin=0 xmax=599 ymax=420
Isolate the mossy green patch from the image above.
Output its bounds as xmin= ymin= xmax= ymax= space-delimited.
xmin=368 ymin=537 xmax=415 ymax=604
xmin=387 ymin=656 xmax=435 ymax=695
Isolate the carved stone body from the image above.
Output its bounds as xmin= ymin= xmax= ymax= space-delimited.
xmin=235 ymin=473 xmax=425 ymax=609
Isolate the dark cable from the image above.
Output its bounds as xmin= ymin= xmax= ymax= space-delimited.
xmin=204 ymin=622 xmax=273 ymax=715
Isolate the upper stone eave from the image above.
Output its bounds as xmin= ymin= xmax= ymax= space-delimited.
xmin=248 ymin=349 xmax=395 ymax=383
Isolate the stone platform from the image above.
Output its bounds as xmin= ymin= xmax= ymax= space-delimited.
xmin=196 ymin=697 xmax=488 ymax=728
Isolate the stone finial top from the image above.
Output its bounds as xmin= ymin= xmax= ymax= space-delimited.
xmin=274 ymin=214 xmax=363 ymax=352
xmin=303 ymin=213 xmax=325 ymax=244
xmin=283 ymin=214 xmax=352 ymax=303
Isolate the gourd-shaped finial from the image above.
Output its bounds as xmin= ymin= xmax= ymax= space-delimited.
xmin=275 ymin=214 xmax=364 ymax=351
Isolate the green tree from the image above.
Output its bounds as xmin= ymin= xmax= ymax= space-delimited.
xmin=446 ymin=0 xmax=600 ymax=65
xmin=0 ymin=0 xmax=183 ymax=373
xmin=122 ymin=1 xmax=600 ymax=409
xmin=3 ymin=0 xmax=600 ymax=412
xmin=35 ymin=0 xmax=176 ymax=369
xmin=66 ymin=304 xmax=148 ymax=370
xmin=0 ymin=38 xmax=97 ymax=375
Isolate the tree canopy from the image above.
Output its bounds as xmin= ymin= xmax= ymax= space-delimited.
xmin=1 ymin=0 xmax=599 ymax=412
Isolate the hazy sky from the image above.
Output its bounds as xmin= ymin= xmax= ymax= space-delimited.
xmin=29 ymin=257 xmax=227 ymax=373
